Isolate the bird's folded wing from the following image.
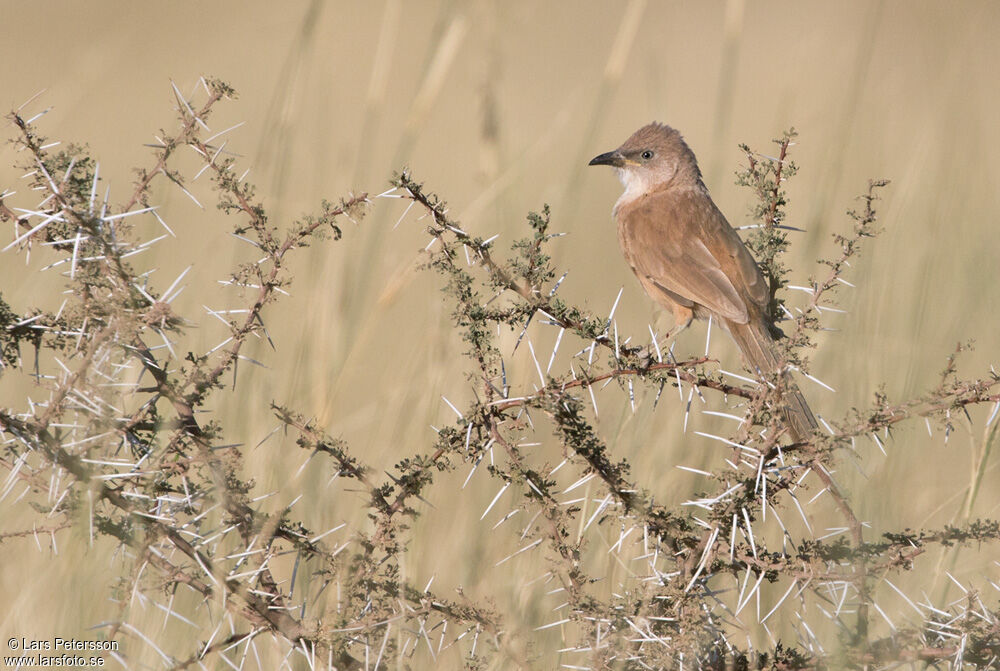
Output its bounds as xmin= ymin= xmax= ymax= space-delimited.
xmin=621 ymin=189 xmax=757 ymax=324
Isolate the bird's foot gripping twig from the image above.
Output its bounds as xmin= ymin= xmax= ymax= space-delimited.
xmin=635 ymin=323 xmax=690 ymax=370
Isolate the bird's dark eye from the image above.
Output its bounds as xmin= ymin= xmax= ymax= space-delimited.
xmin=640 ymin=150 xmax=654 ymax=160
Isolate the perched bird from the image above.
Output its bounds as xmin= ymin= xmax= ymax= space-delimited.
xmin=589 ymin=122 xmax=817 ymax=441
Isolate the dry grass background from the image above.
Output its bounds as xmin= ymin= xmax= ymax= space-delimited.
xmin=1 ymin=0 xmax=998 ymax=666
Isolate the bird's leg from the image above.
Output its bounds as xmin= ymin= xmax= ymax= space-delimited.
xmin=641 ymin=309 xmax=694 ymax=367
xmin=661 ymin=317 xmax=693 ymax=352
xmin=661 ymin=308 xmax=695 ymax=359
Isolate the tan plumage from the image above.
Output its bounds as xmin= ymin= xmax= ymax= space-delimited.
xmin=590 ymin=122 xmax=817 ymax=441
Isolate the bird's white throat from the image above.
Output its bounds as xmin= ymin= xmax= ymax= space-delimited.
xmin=612 ymin=167 xmax=653 ymax=215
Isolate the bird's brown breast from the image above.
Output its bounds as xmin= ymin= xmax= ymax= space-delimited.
xmin=614 ymin=184 xmax=769 ymax=325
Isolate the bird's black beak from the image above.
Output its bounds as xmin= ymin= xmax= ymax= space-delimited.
xmin=588 ymin=150 xmax=625 ymax=168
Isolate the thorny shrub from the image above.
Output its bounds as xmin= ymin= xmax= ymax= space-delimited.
xmin=1 ymin=81 xmax=998 ymax=669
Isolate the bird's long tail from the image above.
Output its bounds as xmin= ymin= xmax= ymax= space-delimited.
xmin=726 ymin=319 xmax=818 ymax=442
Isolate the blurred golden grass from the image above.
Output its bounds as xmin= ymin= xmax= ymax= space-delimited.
xmin=1 ymin=0 xmax=999 ymax=666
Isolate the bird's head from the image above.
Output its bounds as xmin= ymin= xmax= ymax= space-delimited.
xmin=589 ymin=122 xmax=702 ymax=200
